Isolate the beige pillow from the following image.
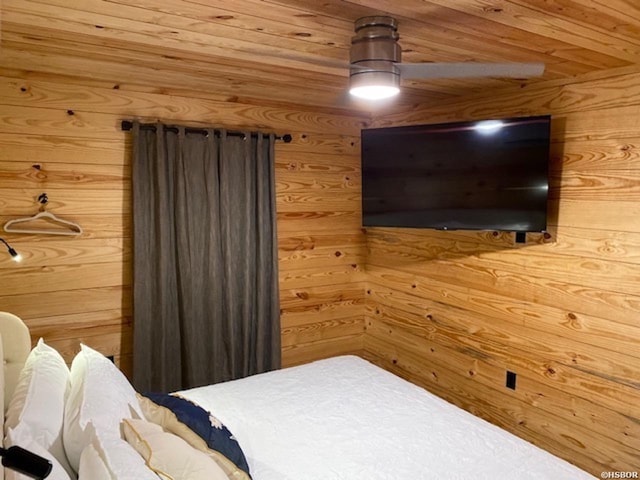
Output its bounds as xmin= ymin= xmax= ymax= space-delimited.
xmin=87 ymin=422 xmax=158 ymax=480
xmin=137 ymin=394 xmax=250 ymax=480
xmin=122 ymin=418 xmax=229 ymax=480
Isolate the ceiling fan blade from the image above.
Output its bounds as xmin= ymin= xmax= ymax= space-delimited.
xmin=398 ymin=62 xmax=545 ymax=80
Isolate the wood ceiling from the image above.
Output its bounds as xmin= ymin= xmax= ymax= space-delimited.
xmin=1 ymin=0 xmax=640 ymax=115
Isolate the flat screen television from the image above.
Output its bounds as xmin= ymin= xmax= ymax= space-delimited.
xmin=361 ymin=115 xmax=551 ymax=232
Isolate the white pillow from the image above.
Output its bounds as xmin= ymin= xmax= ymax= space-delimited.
xmin=5 ymin=427 xmax=71 ymax=480
xmin=122 ymin=418 xmax=229 ymax=480
xmin=78 ymin=444 xmax=112 ymax=480
xmin=63 ymin=344 xmax=143 ymax=472
xmin=4 ymin=339 xmax=73 ymax=477
xmin=87 ymin=423 xmax=159 ymax=480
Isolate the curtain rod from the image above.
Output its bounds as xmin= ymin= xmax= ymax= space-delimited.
xmin=120 ymin=120 xmax=292 ymax=143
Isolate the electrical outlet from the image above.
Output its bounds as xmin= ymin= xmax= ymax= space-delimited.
xmin=506 ymin=371 xmax=517 ymax=390
xmin=515 ymin=232 xmax=527 ymax=243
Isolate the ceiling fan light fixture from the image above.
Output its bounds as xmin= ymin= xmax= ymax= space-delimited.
xmin=349 ymin=76 xmax=400 ymax=100
xmin=349 ymin=16 xmax=401 ymax=101
xmin=350 ymin=84 xmax=400 ymax=100
xmin=349 ymin=70 xmax=400 ymax=100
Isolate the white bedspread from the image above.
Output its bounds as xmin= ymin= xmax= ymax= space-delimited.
xmin=180 ymin=355 xmax=595 ymax=480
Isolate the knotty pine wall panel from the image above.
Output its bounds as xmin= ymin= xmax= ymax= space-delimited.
xmin=0 ymin=73 xmax=369 ymax=374
xmin=365 ymin=69 xmax=640 ymax=475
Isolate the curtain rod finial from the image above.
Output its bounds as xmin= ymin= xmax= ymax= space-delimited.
xmin=281 ymin=134 xmax=292 ymax=143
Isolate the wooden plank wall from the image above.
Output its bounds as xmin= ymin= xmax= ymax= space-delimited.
xmin=364 ymin=67 xmax=640 ymax=475
xmin=0 ymin=72 xmax=368 ymax=374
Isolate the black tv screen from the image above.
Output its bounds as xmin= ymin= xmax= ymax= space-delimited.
xmin=361 ymin=115 xmax=551 ymax=232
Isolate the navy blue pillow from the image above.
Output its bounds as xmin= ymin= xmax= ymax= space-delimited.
xmin=142 ymin=392 xmax=251 ymax=477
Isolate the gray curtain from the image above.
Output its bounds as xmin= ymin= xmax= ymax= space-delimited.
xmin=131 ymin=122 xmax=280 ymax=393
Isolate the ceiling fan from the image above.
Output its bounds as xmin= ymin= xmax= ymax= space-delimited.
xmin=349 ymin=16 xmax=545 ymax=100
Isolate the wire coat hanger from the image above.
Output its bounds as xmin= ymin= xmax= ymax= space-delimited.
xmin=3 ymin=193 xmax=83 ymax=236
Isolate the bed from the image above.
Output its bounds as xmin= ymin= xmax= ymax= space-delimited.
xmin=0 ymin=311 xmax=595 ymax=479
